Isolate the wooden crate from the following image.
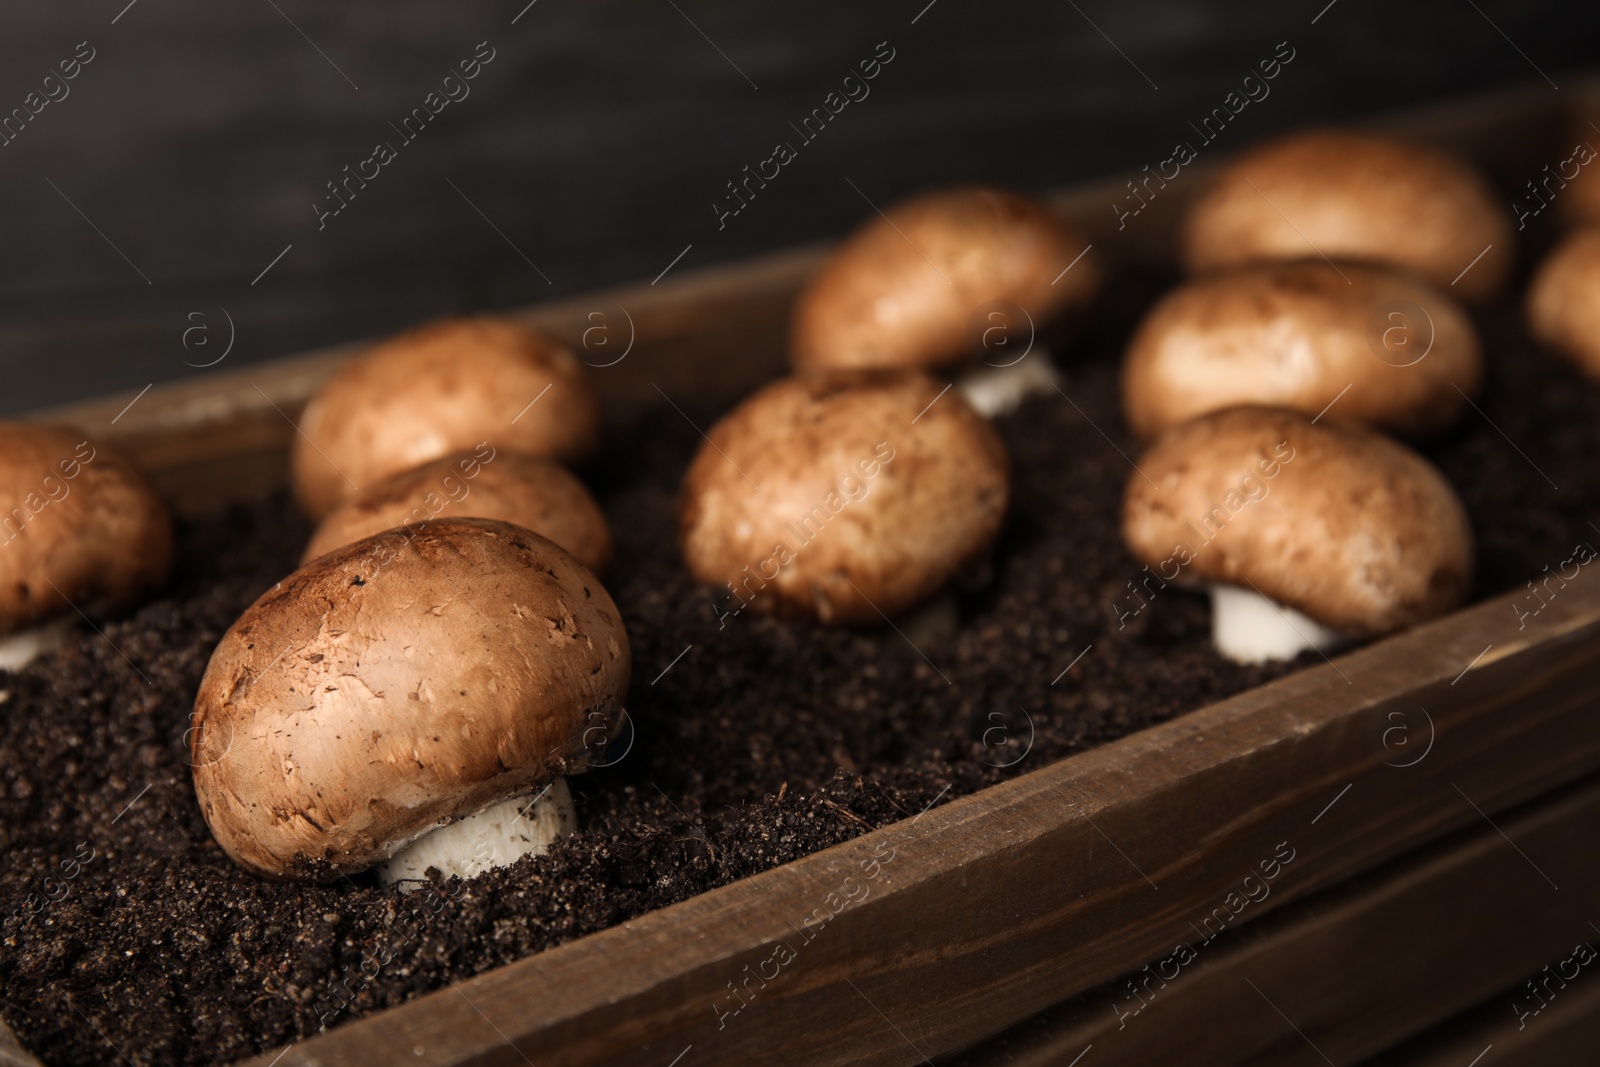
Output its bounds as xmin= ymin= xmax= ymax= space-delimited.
xmin=950 ymin=774 xmax=1600 ymax=1065
xmin=5 ymin=81 xmax=1599 ymax=1067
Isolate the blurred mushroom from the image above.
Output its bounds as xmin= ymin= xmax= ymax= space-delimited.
xmin=1528 ymin=228 xmax=1600 ymax=379
xmin=303 ymin=448 xmax=613 ymax=574
xmin=680 ymin=372 xmax=1008 ymax=625
xmin=0 ymin=424 xmax=172 ymax=670
xmin=790 ymin=186 xmax=1100 ymax=416
xmin=191 ymin=518 xmax=630 ymax=885
xmin=1548 ymin=136 xmax=1600 ymax=227
xmin=1184 ymin=129 xmax=1512 ymax=302
xmin=291 ymin=317 xmax=601 ymax=520
xmin=1122 ymin=261 xmax=1482 ymax=439
xmin=1122 ymin=407 xmax=1472 ymax=664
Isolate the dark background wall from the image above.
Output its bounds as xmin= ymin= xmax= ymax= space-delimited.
xmin=0 ymin=0 xmax=1593 ymax=414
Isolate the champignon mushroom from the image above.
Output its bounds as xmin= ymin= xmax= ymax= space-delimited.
xmin=1184 ymin=130 xmax=1512 ymax=302
xmin=0 ymin=424 xmax=173 ymax=669
xmin=291 ymin=317 xmax=601 ymax=520
xmin=790 ymin=186 xmax=1100 ymax=416
xmin=1528 ymin=228 xmax=1600 ymax=379
xmin=1122 ymin=261 xmax=1482 ymax=439
xmin=680 ymin=372 xmax=1008 ymax=625
xmin=1122 ymin=406 xmax=1472 ymax=664
xmin=302 ymin=448 xmax=613 ymax=574
xmin=1551 ymin=136 xmax=1600 ymax=227
xmin=190 ymin=518 xmax=630 ymax=884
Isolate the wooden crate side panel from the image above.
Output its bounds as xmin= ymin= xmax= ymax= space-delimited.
xmin=948 ymin=775 xmax=1600 ymax=1066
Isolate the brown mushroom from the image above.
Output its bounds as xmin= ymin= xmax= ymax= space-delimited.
xmin=1122 ymin=406 xmax=1472 ymax=663
xmin=1527 ymin=227 xmax=1600 ymax=379
xmin=302 ymin=448 xmax=613 ymax=574
xmin=190 ymin=518 xmax=630 ymax=883
xmin=1122 ymin=261 xmax=1482 ymax=439
xmin=680 ymin=372 xmax=1008 ymax=625
xmin=790 ymin=187 xmax=1100 ymax=409
xmin=291 ymin=317 xmax=601 ymax=520
xmin=1550 ymin=136 xmax=1600 ymax=227
xmin=0 ymin=423 xmax=172 ymax=667
xmin=1183 ymin=130 xmax=1512 ymax=302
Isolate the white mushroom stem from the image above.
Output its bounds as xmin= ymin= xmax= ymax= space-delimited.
xmin=0 ymin=618 xmax=76 ymax=672
xmin=377 ymin=777 xmax=576 ymax=890
xmin=1209 ymin=583 xmax=1347 ymax=665
xmin=954 ymin=353 xmax=1062 ymax=418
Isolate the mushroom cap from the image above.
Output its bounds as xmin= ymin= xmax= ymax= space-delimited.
xmin=190 ymin=518 xmax=631 ymax=880
xmin=791 ymin=186 xmax=1100 ymax=372
xmin=1183 ymin=130 xmax=1512 ymax=302
xmin=680 ymin=372 xmax=1008 ymax=624
xmin=1122 ymin=407 xmax=1472 ymax=638
xmin=0 ymin=423 xmax=172 ymax=633
xmin=1557 ymin=140 xmax=1600 ymax=227
xmin=1527 ymin=227 xmax=1600 ymax=378
xmin=1122 ymin=261 xmax=1482 ymax=439
xmin=302 ymin=449 xmax=613 ymax=573
xmin=291 ymin=317 xmax=601 ymax=520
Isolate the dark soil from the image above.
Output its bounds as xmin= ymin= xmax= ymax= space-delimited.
xmin=3 ymin=269 xmax=1598 ymax=1066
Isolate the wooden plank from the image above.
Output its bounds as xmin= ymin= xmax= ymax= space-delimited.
xmin=233 ymin=551 xmax=1600 ymax=1067
xmin=20 ymin=81 xmax=1577 ymax=512
xmin=1047 ymin=79 xmax=1571 ymax=268
xmin=1375 ymin=968 xmax=1600 ymax=1066
xmin=946 ymin=774 xmax=1600 ymax=1066
xmin=4 ymin=5 xmax=1591 ymax=417
xmin=20 ymin=243 xmax=822 ymax=515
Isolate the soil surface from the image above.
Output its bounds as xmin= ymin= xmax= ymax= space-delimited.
xmin=4 ymin=269 xmax=1598 ymax=1066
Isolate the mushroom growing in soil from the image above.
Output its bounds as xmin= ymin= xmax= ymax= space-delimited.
xmin=190 ymin=518 xmax=630 ymax=885
xmin=680 ymin=372 xmax=1008 ymax=625
xmin=790 ymin=186 xmax=1101 ymax=417
xmin=302 ymin=448 xmax=613 ymax=574
xmin=291 ymin=317 xmax=601 ymax=520
xmin=1122 ymin=407 xmax=1472 ymax=664
xmin=1122 ymin=261 xmax=1482 ymax=440
xmin=0 ymin=424 xmax=173 ymax=670
xmin=1184 ymin=129 xmax=1512 ymax=302
xmin=1527 ymin=228 xmax=1600 ymax=379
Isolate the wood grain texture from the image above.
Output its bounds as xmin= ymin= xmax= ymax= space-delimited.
xmin=1 ymin=1 xmax=1596 ymax=416
xmin=22 ymin=81 xmax=1577 ymax=515
xmin=23 ymin=243 xmax=823 ymax=515
xmin=948 ymin=775 xmax=1600 ymax=1066
xmin=1373 ymin=964 xmax=1600 ymax=1066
